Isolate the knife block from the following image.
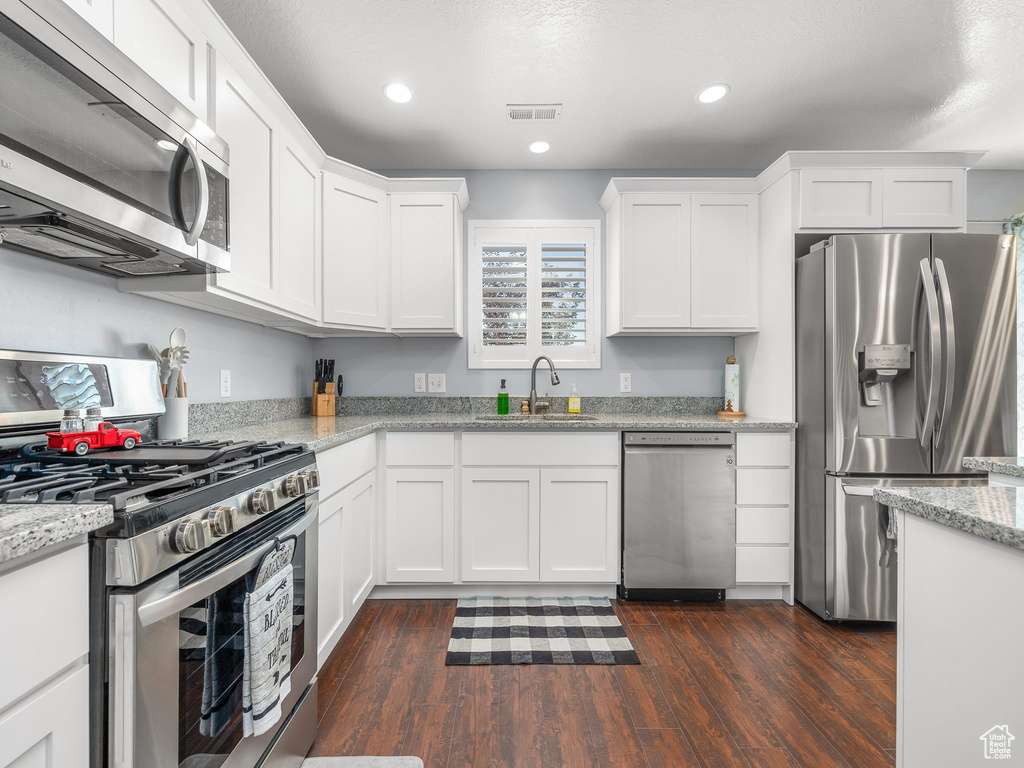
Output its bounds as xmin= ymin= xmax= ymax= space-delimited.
xmin=311 ymin=381 xmax=336 ymax=417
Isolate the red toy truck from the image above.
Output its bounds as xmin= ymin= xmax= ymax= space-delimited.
xmin=47 ymin=422 xmax=142 ymax=455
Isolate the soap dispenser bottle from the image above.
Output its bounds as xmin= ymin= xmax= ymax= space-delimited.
xmin=568 ymin=384 xmax=581 ymax=414
xmin=497 ymin=379 xmax=509 ymax=415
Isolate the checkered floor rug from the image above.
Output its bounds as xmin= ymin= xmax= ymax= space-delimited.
xmin=445 ymin=597 xmax=640 ymax=665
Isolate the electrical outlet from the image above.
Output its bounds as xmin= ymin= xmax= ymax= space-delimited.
xmin=620 ymin=372 xmax=632 ymax=393
xmin=220 ymin=369 xmax=231 ymax=397
xmin=428 ymin=373 xmax=446 ymax=393
xmin=414 ymin=373 xmax=426 ymax=393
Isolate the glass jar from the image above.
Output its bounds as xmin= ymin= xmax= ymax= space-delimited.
xmin=83 ymin=406 xmax=102 ymax=432
xmin=60 ymin=408 xmax=83 ymax=433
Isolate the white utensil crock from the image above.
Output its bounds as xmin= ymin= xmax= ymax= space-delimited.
xmin=158 ymin=397 xmax=189 ymax=440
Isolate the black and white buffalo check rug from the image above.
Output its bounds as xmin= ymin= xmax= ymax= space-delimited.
xmin=445 ymin=597 xmax=640 ymax=665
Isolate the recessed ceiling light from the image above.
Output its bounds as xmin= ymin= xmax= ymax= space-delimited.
xmin=384 ymin=83 xmax=412 ymax=103
xmin=529 ymin=140 xmax=550 ymax=154
xmin=154 ymin=138 xmax=178 ymax=152
xmin=696 ymin=84 xmax=730 ymax=103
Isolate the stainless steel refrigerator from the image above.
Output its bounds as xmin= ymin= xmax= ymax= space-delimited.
xmin=795 ymin=233 xmax=1016 ymax=622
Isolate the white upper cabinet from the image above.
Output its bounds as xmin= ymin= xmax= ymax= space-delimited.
xmin=390 ymin=193 xmax=464 ymax=336
xmin=61 ymin=0 xmax=114 ymax=38
xmin=798 ymin=167 xmax=966 ymax=229
xmin=881 ymin=168 xmax=965 ymax=228
xmin=278 ymin=139 xmax=321 ymax=320
xmin=604 ymin=182 xmax=759 ymax=335
xmin=212 ymin=54 xmax=278 ymax=305
xmin=620 ymin=193 xmax=692 ymax=330
xmin=110 ymin=0 xmax=210 ymax=122
xmin=322 ymin=174 xmax=390 ymax=330
xmin=690 ymin=194 xmax=758 ymax=329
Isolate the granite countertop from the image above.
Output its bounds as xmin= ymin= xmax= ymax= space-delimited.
xmin=0 ymin=503 xmax=113 ymax=565
xmin=191 ymin=413 xmax=797 ymax=453
xmin=874 ymin=486 xmax=1024 ymax=552
xmin=962 ymin=456 xmax=1024 ymax=479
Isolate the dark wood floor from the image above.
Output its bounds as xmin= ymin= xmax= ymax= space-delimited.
xmin=310 ymin=599 xmax=896 ymax=767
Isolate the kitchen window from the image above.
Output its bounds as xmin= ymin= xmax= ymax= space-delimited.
xmin=468 ymin=220 xmax=601 ymax=368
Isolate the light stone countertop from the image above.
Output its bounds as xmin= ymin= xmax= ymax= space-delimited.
xmin=874 ymin=486 xmax=1024 ymax=552
xmin=0 ymin=502 xmax=112 ymax=565
xmin=190 ymin=413 xmax=797 ymax=453
xmin=962 ymin=456 xmax=1024 ymax=479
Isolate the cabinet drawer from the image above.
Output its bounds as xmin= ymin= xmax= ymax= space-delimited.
xmin=462 ymin=432 xmax=618 ymax=467
xmin=316 ymin=433 xmax=376 ymax=500
xmin=0 ymin=543 xmax=88 ymax=713
xmin=0 ymin=664 xmax=88 ymax=767
xmin=736 ymin=508 xmax=790 ymax=545
xmin=736 ymin=468 xmax=791 ymax=506
xmin=736 ymin=433 xmax=791 ymax=467
xmin=386 ymin=432 xmax=455 ymax=466
xmin=736 ymin=546 xmax=790 ymax=583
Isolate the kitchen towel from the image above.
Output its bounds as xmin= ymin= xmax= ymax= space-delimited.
xmin=199 ymin=588 xmax=245 ymax=738
xmin=242 ymin=540 xmax=295 ymax=737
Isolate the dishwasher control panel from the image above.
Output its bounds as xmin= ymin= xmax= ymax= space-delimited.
xmin=624 ymin=432 xmax=734 ymax=446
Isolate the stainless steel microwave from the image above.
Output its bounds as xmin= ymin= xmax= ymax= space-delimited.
xmin=0 ymin=0 xmax=230 ymax=277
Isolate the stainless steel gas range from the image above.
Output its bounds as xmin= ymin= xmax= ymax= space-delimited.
xmin=0 ymin=350 xmax=319 ymax=768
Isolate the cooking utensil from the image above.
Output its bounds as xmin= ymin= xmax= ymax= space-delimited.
xmin=148 ymin=343 xmax=171 ymax=397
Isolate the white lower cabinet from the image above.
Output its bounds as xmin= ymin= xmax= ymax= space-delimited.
xmin=317 ymin=490 xmax=345 ymax=666
xmin=461 ymin=468 xmax=540 ymax=582
xmin=343 ymin=474 xmax=376 ymax=613
xmin=385 ymin=468 xmax=455 ymax=582
xmin=733 ymin=432 xmax=793 ymax=586
xmin=0 ymin=664 xmax=89 ymax=768
xmin=540 ymin=468 xmax=619 ymax=582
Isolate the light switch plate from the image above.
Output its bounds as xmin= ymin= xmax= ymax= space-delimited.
xmin=428 ymin=373 xmax=446 ymax=393
xmin=414 ymin=373 xmax=426 ymax=393
xmin=220 ymin=369 xmax=231 ymax=397
xmin=620 ymin=372 xmax=632 ymax=393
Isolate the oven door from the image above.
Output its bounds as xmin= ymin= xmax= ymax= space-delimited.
xmin=106 ymin=494 xmax=318 ymax=768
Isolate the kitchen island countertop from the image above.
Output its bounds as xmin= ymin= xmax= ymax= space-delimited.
xmin=961 ymin=455 xmax=1024 ymax=478
xmin=190 ymin=412 xmax=797 ymax=453
xmin=0 ymin=502 xmax=112 ymax=565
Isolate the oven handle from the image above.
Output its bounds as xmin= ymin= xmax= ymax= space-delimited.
xmin=137 ymin=500 xmax=317 ymax=628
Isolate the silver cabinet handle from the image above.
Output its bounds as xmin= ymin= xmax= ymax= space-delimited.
xmin=181 ymin=137 xmax=209 ymax=246
xmin=933 ymin=258 xmax=956 ymax=446
xmin=136 ymin=500 xmax=317 ymax=627
xmin=913 ymin=258 xmax=941 ymax=447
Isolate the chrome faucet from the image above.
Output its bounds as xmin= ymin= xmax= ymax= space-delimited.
xmin=529 ymin=355 xmax=560 ymax=414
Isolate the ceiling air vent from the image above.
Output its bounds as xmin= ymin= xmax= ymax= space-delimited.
xmin=506 ymin=103 xmax=562 ymax=123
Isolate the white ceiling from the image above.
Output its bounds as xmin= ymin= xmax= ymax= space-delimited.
xmin=208 ymin=0 xmax=1024 ymax=171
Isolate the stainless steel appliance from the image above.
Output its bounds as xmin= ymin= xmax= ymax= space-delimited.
xmin=0 ymin=351 xmax=319 ymax=768
xmin=621 ymin=432 xmax=737 ymax=600
xmin=0 ymin=0 xmax=230 ymax=276
xmin=796 ymin=233 xmax=1016 ymax=622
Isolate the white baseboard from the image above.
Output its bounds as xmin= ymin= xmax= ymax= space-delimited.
xmin=727 ymin=584 xmax=791 ymax=601
xmin=368 ymin=583 xmax=618 ymax=599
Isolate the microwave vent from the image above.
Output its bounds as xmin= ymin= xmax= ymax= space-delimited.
xmin=103 ymin=259 xmax=187 ymax=275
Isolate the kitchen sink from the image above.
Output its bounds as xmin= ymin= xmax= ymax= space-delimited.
xmin=473 ymin=414 xmax=600 ymax=421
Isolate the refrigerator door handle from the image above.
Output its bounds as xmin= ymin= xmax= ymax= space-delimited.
xmin=933 ymin=258 xmax=956 ymax=445
xmin=913 ymin=258 xmax=941 ymax=448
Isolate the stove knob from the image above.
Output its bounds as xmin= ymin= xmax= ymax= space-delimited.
xmin=172 ymin=519 xmax=212 ymax=554
xmin=282 ymin=474 xmax=304 ymax=498
xmin=300 ymin=468 xmax=320 ymax=490
xmin=207 ymin=506 xmax=238 ymax=536
xmin=249 ymin=488 xmax=275 ymax=515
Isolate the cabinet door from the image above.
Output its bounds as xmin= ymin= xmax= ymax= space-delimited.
xmin=461 ymin=468 xmax=540 ymax=582
xmin=316 ymin=490 xmax=345 ymax=668
xmin=390 ymin=194 xmax=456 ymax=331
xmin=61 ymin=0 xmax=113 ymax=38
xmin=620 ymin=193 xmax=691 ymax=328
xmin=322 ymin=175 xmax=389 ymax=329
xmin=278 ymin=139 xmax=320 ymax=319
xmin=799 ymin=169 xmax=883 ymax=228
xmin=385 ymin=468 xmax=455 ymax=582
xmin=690 ymin=194 xmax=758 ymax=328
xmin=882 ymin=168 xmax=965 ymax=228
xmin=111 ymin=0 xmax=209 ymax=122
xmin=0 ymin=665 xmax=88 ymax=768
xmin=213 ymin=55 xmax=278 ymax=305
xmin=343 ymin=474 xmax=376 ymax=614
xmin=540 ymin=468 xmax=619 ymax=582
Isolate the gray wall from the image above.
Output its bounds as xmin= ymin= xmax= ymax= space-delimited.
xmin=313 ymin=169 xmax=756 ymax=397
xmin=967 ymin=170 xmax=1024 ymax=220
xmin=0 ymin=248 xmax=313 ymax=402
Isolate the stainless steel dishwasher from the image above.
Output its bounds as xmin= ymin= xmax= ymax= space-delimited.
xmin=620 ymin=432 xmax=736 ymax=600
